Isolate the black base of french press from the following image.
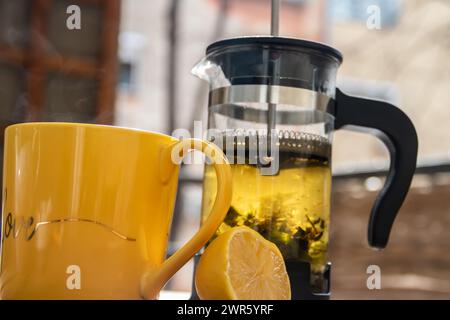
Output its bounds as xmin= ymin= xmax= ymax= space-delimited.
xmin=189 ymin=255 xmax=331 ymax=300
xmin=284 ymin=260 xmax=331 ymax=300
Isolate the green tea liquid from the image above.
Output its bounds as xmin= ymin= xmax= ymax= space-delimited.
xmin=201 ymin=133 xmax=331 ymax=293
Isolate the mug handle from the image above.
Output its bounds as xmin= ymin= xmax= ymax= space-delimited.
xmin=140 ymin=138 xmax=232 ymax=299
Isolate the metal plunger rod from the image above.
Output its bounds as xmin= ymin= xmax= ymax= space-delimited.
xmin=271 ymin=0 xmax=280 ymax=36
xmin=267 ymin=0 xmax=280 ymax=137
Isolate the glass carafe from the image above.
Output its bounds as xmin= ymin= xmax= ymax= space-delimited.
xmin=193 ymin=37 xmax=418 ymax=297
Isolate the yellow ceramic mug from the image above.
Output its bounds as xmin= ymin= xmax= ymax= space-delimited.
xmin=0 ymin=122 xmax=232 ymax=299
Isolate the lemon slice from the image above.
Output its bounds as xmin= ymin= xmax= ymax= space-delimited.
xmin=195 ymin=226 xmax=291 ymax=300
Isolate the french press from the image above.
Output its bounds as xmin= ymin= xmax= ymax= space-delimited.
xmin=191 ymin=36 xmax=418 ymax=299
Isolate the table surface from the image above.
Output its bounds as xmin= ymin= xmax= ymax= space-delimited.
xmin=159 ymin=290 xmax=191 ymax=300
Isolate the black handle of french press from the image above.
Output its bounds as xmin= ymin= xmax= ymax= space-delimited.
xmin=329 ymin=88 xmax=418 ymax=249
